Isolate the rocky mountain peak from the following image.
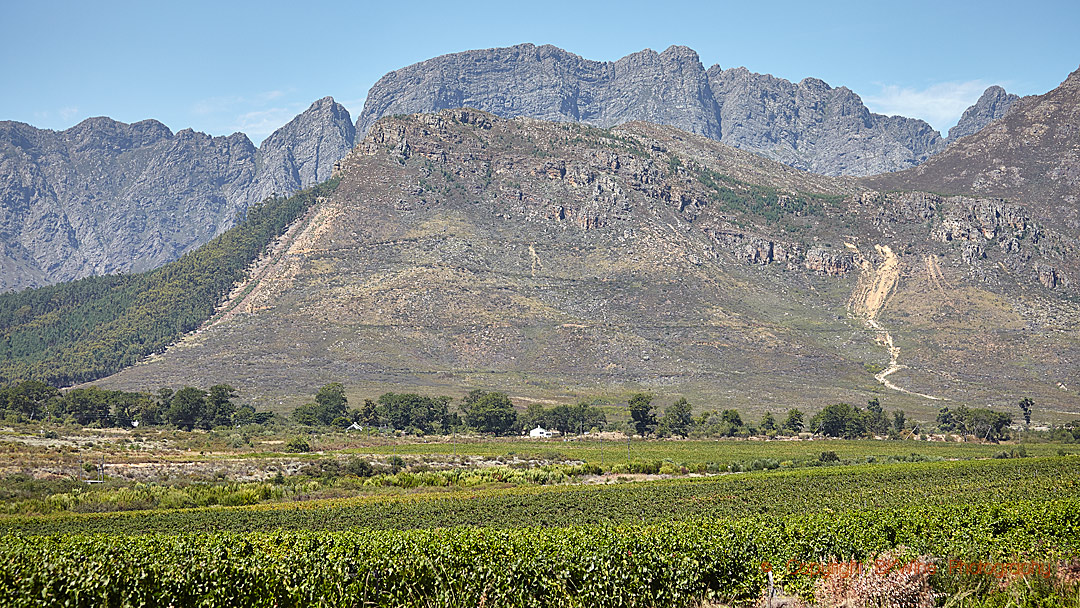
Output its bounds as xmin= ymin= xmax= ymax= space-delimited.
xmin=946 ymin=85 xmax=1019 ymax=141
xmin=250 ymin=96 xmax=356 ymax=201
xmin=1063 ymin=65 xmax=1080 ymax=85
xmin=0 ymin=98 xmax=356 ymax=292
xmin=658 ymin=44 xmax=701 ymax=62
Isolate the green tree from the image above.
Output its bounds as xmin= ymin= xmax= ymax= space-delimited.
xmin=712 ymin=409 xmax=746 ymax=437
xmin=937 ymin=406 xmax=957 ymax=432
xmin=521 ymin=401 xmax=606 ymax=434
xmin=811 ymin=403 xmax=864 ymax=438
xmin=130 ymin=394 xmax=163 ymax=426
xmin=156 ymin=388 xmax=174 ymax=415
xmin=720 ymin=409 xmax=743 ymax=427
xmin=206 ymin=384 xmax=237 ymax=428
xmin=660 ymin=398 xmax=693 ymax=437
xmin=109 ymin=391 xmax=152 ymax=427
xmin=2 ymin=380 xmax=59 ymax=420
xmin=760 ymin=412 xmax=778 ymax=433
xmin=315 ymin=383 xmax=348 ymax=422
xmin=233 ymin=404 xmax=256 ymax=426
xmin=461 ymin=391 xmax=518 ymax=435
xmin=522 ymin=402 xmax=549 ymax=431
xmin=1019 ymin=397 xmax=1034 ymax=427
xmin=628 ymin=393 xmax=656 ymax=436
xmin=893 ymin=410 xmax=906 ymax=433
xmin=59 ymin=387 xmax=112 ymax=425
xmin=355 ymin=399 xmax=383 ymax=426
xmin=376 ymin=393 xmax=454 ymax=433
xmin=292 ymin=403 xmax=321 ymax=426
xmin=782 ymin=408 xmax=804 ymax=433
xmin=968 ymin=409 xmax=1012 ymax=441
xmin=167 ymin=387 xmax=207 ymax=431
xmin=864 ymin=398 xmax=889 ymax=436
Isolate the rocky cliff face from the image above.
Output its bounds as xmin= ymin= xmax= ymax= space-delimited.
xmin=357 ymin=43 xmax=951 ymax=177
xmin=706 ymin=66 xmax=944 ymax=176
xmin=0 ymin=118 xmax=260 ymax=291
xmin=946 ymin=85 xmax=1019 ymax=142
xmin=249 ymin=96 xmax=356 ymax=202
xmin=0 ymin=97 xmax=355 ymax=291
xmin=358 ymin=45 xmax=722 ymax=140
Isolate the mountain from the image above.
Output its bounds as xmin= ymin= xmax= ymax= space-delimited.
xmin=946 ymin=85 xmax=1019 ymax=142
xmin=864 ymin=67 xmax=1080 ymax=240
xmin=248 ymin=96 xmax=356 ymax=202
xmin=0 ymin=97 xmax=354 ymax=292
xmin=358 ymin=44 xmax=949 ymax=177
xmin=1 ymin=46 xmax=1018 ymax=294
xmin=95 ymin=109 xmax=1080 ymax=418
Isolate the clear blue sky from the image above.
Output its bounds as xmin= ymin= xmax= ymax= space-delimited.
xmin=2 ymin=0 xmax=1077 ymax=144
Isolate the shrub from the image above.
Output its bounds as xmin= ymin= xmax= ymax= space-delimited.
xmin=285 ymin=437 xmax=311 ymax=453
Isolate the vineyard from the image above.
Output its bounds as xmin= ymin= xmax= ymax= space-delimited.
xmin=2 ymin=457 xmax=1077 ymax=536
xmin=2 ymin=500 xmax=1078 ymax=607
xmin=344 ymin=436 xmax=1069 ymax=464
xmin=2 ymin=452 xmax=1079 ymax=605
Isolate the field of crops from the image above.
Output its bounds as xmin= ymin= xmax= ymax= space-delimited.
xmin=343 ymin=436 xmax=1068 ymax=465
xmin=3 ymin=456 xmax=1076 ymax=535
xmin=3 ymin=499 xmax=1077 ymax=607
xmin=3 ymin=455 xmax=1078 ymax=606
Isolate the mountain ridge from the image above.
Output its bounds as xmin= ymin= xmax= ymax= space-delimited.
xmin=357 ymin=43 xmax=1012 ymax=178
xmin=863 ymin=65 xmax=1080 ymax=233
xmin=0 ymin=97 xmax=355 ymax=292
xmin=1 ymin=45 xmax=1020 ymax=293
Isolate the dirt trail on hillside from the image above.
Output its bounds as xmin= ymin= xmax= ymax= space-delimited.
xmin=529 ymin=244 xmax=544 ymax=276
xmin=924 ymin=255 xmax=956 ymax=309
xmin=846 ymin=243 xmax=944 ymax=401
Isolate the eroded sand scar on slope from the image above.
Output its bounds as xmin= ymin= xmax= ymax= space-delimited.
xmin=205 ymin=198 xmax=334 ymax=328
xmin=846 ymin=243 xmax=944 ymax=401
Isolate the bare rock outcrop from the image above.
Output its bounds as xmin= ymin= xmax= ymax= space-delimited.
xmin=250 ymin=97 xmax=356 ymax=201
xmin=356 ymin=43 xmax=950 ymax=178
xmin=0 ymin=97 xmax=356 ymax=291
xmin=946 ymin=85 xmax=1019 ymax=142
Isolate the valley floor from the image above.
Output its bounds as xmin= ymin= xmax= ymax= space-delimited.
xmin=1 ymin=425 xmax=1078 ymax=606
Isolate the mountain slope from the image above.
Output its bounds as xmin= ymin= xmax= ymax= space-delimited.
xmin=864 ymin=66 xmax=1080 ymax=231
xmin=357 ymin=44 xmax=947 ymax=177
xmin=96 ymin=110 xmax=1080 ymax=418
xmin=0 ymin=98 xmax=355 ymax=292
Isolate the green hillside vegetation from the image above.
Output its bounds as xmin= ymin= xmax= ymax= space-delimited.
xmin=0 ymin=178 xmax=339 ymax=386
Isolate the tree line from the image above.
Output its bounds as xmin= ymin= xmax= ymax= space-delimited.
xmin=0 ymin=380 xmax=271 ymax=429
xmin=1 ymin=376 xmax=1033 ymax=443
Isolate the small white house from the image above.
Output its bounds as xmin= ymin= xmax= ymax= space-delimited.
xmin=529 ymin=426 xmax=553 ymax=438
